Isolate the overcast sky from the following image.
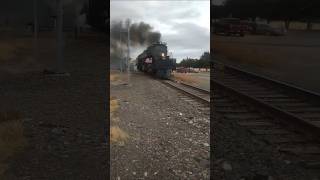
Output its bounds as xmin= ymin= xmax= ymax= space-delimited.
xmin=111 ymin=0 xmax=210 ymax=62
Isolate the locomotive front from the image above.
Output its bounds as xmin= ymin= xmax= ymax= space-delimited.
xmin=136 ymin=42 xmax=175 ymax=79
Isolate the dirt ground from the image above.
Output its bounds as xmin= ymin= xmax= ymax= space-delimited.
xmin=173 ymin=72 xmax=210 ymax=91
xmin=213 ymin=30 xmax=320 ymax=93
xmin=110 ymin=72 xmax=210 ymax=179
xmin=0 ymin=32 xmax=108 ymax=179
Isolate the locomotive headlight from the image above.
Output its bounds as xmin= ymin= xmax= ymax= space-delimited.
xmin=161 ymin=53 xmax=165 ymax=60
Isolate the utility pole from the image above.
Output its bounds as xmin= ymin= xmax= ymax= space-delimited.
xmin=119 ymin=31 xmax=123 ymax=73
xmin=126 ymin=20 xmax=131 ymax=85
xmin=33 ymin=0 xmax=38 ymax=62
xmin=118 ymin=19 xmax=131 ymax=84
xmin=56 ymin=0 xmax=64 ymax=73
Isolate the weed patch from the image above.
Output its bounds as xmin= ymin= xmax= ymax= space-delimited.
xmin=0 ymin=112 xmax=27 ymax=176
xmin=110 ymin=126 xmax=129 ymax=145
xmin=173 ymin=73 xmax=197 ymax=84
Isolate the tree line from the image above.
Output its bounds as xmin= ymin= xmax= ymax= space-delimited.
xmin=177 ymin=52 xmax=210 ymax=69
xmin=86 ymin=0 xmax=108 ymax=32
xmin=213 ymin=0 xmax=320 ymax=29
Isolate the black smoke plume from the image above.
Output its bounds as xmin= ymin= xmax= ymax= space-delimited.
xmin=129 ymin=22 xmax=161 ymax=46
xmin=110 ymin=19 xmax=161 ymax=66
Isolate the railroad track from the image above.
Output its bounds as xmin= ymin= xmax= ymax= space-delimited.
xmin=161 ymin=79 xmax=210 ymax=106
xmin=159 ymin=79 xmax=210 ymax=131
xmin=213 ymin=61 xmax=320 ymax=169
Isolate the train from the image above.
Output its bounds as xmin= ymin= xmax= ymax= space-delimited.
xmin=136 ymin=42 xmax=176 ymax=79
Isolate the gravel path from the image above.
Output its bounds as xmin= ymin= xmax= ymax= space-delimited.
xmin=110 ymin=73 xmax=210 ymax=180
xmin=1 ymin=34 xmax=108 ymax=179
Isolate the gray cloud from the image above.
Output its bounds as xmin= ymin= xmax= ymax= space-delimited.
xmin=164 ymin=23 xmax=209 ymax=49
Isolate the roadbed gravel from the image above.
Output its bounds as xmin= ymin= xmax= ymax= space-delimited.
xmin=212 ymin=110 xmax=320 ymax=180
xmin=110 ymin=73 xmax=210 ymax=179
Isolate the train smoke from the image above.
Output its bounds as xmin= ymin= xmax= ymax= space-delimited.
xmin=110 ymin=19 xmax=161 ymax=66
xmin=129 ymin=22 xmax=161 ymax=46
xmin=111 ymin=20 xmax=161 ymax=46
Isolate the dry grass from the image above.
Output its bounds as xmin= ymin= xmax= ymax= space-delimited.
xmin=109 ymin=99 xmax=119 ymax=124
xmin=213 ymin=41 xmax=276 ymax=68
xmin=110 ymin=71 xmax=130 ymax=84
xmin=0 ymin=43 xmax=17 ymax=61
xmin=0 ymin=112 xmax=27 ymax=176
xmin=110 ymin=74 xmax=120 ymax=82
xmin=110 ymin=126 xmax=129 ymax=145
xmin=110 ymin=116 xmax=120 ymax=123
xmin=109 ymin=98 xmax=129 ymax=145
xmin=0 ymin=38 xmax=32 ymax=62
xmin=110 ymin=99 xmax=120 ymax=124
xmin=173 ymin=72 xmax=197 ymax=84
xmin=110 ymin=99 xmax=119 ymax=114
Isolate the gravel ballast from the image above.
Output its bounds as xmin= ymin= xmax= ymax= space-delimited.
xmin=110 ymin=73 xmax=210 ymax=179
xmin=212 ymin=110 xmax=320 ymax=180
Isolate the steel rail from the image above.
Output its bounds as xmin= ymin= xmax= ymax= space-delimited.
xmin=213 ymin=60 xmax=320 ymax=105
xmin=212 ymin=60 xmax=320 ymax=140
xmin=161 ymin=80 xmax=210 ymax=106
xmin=212 ymin=79 xmax=320 ymax=140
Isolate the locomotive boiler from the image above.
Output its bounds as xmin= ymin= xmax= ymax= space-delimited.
xmin=136 ymin=42 xmax=176 ymax=79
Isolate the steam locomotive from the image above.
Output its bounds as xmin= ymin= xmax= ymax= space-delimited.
xmin=136 ymin=42 xmax=176 ymax=79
